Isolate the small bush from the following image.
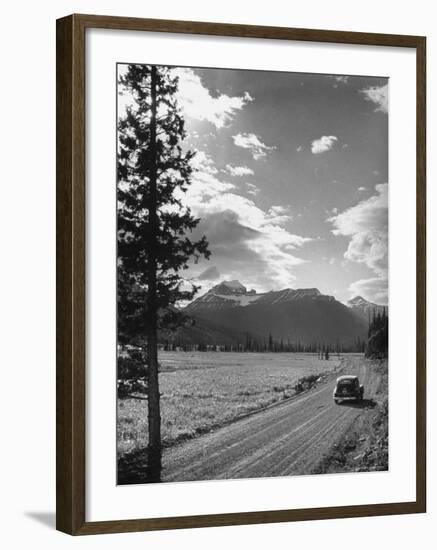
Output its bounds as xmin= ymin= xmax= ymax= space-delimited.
xmin=117 ymin=377 xmax=147 ymax=398
xmin=294 ymin=374 xmax=319 ymax=394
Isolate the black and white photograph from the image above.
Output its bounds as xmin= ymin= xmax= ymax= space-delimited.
xmin=116 ymin=63 xmax=389 ymax=485
xmin=0 ymin=0 xmax=431 ymax=543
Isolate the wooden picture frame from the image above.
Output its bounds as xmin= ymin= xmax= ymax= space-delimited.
xmin=56 ymin=13 xmax=426 ymax=535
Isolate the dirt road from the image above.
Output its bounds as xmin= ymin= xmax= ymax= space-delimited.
xmin=162 ymin=357 xmax=384 ymax=482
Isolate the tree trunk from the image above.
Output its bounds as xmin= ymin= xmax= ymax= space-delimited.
xmin=146 ymin=65 xmax=162 ymax=482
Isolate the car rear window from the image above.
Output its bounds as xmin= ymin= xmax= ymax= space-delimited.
xmin=337 ymin=380 xmax=355 ymax=389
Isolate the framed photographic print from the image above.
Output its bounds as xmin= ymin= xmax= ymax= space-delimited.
xmin=56 ymin=14 xmax=426 ymax=535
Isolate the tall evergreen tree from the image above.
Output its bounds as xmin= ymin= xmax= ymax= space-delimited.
xmin=118 ymin=64 xmax=210 ymax=481
xmin=268 ymin=332 xmax=273 ymax=352
xmin=365 ymin=305 xmax=388 ymax=358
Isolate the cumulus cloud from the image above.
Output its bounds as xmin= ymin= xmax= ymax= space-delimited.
xmin=225 ymin=164 xmax=254 ymax=177
xmin=173 ymin=68 xmax=253 ymax=129
xmin=311 ymin=135 xmax=338 ymax=154
xmin=232 ymin=132 xmax=276 ymax=160
xmin=329 ymin=183 xmax=388 ymax=303
xmin=360 ymin=83 xmax=388 ymax=114
xmin=191 ymin=151 xmax=218 ymax=174
xmin=118 ymin=65 xmax=253 ymax=130
xmin=177 ymin=155 xmax=311 ymax=292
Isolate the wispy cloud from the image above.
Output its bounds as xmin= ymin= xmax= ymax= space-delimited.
xmin=360 ymin=83 xmax=388 ymax=114
xmin=349 ymin=276 xmax=388 ymax=304
xmin=233 ymin=132 xmax=276 ymax=160
xmin=225 ymin=164 xmax=254 ymax=177
xmin=185 ymin=150 xmax=236 ymax=199
xmin=296 ymin=145 xmax=304 ymax=152
xmin=245 ymin=182 xmax=260 ymax=197
xmin=173 ymin=68 xmax=253 ymax=128
xmin=267 ymin=205 xmax=293 ymax=225
xmin=311 ymin=135 xmax=338 ymax=154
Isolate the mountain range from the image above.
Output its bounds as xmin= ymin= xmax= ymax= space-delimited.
xmin=162 ymin=280 xmax=386 ymax=348
xmin=346 ymin=295 xmax=387 ymax=321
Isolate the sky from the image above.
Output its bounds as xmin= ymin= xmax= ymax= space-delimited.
xmin=119 ymin=65 xmax=389 ymax=305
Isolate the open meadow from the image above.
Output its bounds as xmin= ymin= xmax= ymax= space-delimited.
xmin=117 ymin=351 xmax=348 ymax=456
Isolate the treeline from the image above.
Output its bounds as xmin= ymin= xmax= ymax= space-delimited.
xmin=159 ymin=332 xmax=366 ymax=353
xmin=365 ymin=308 xmax=388 ymax=358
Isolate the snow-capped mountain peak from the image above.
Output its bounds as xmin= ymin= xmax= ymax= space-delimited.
xmin=214 ymin=280 xmax=247 ymax=294
xmin=347 ymin=295 xmax=386 ymax=309
xmin=185 ymin=280 xmax=260 ymax=312
xmin=346 ymin=296 xmax=387 ymax=321
xmin=185 ymin=281 xmax=331 ymax=313
xmin=222 ymin=280 xmax=245 ymax=291
xmin=181 ymin=281 xmax=369 ymax=346
xmin=348 ymin=296 xmax=369 ymax=307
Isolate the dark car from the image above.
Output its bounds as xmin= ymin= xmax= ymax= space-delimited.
xmin=333 ymin=375 xmax=364 ymax=404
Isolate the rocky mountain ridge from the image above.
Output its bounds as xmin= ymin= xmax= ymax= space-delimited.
xmin=180 ymin=280 xmax=381 ymax=346
xmin=186 ymin=280 xmax=336 ymax=314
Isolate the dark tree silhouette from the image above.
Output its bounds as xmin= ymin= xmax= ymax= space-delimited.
xmin=268 ymin=332 xmax=273 ymax=352
xmin=118 ymin=64 xmax=210 ymax=481
xmin=365 ymin=306 xmax=388 ymax=358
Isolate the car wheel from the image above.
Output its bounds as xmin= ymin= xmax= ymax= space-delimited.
xmin=334 ymin=399 xmax=339 ymax=404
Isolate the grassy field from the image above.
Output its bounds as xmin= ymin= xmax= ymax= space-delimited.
xmin=117 ymin=351 xmax=345 ymax=456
